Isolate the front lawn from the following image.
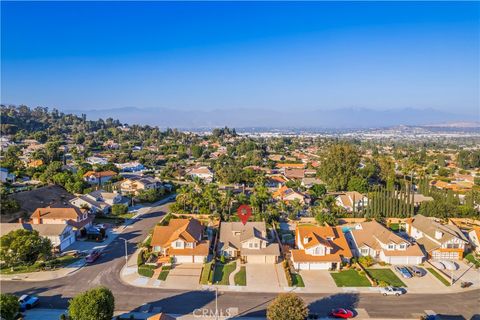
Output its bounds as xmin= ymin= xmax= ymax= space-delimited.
xmin=427 ymin=268 xmax=451 ymax=286
xmin=330 ymin=269 xmax=371 ymax=287
xmin=0 ymin=255 xmax=81 ymax=275
xmin=200 ymin=261 xmax=214 ymax=285
xmin=234 ymin=266 xmax=246 ymax=286
xmin=213 ymin=262 xmax=236 ymax=285
xmin=367 ymin=268 xmax=406 ymax=287
xmin=465 ymin=253 xmax=480 ymax=268
xmin=158 ymin=265 xmax=171 ymax=281
xmin=291 ymin=273 xmax=305 ymax=287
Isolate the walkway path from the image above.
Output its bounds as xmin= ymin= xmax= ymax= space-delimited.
xmin=228 ymin=261 xmax=242 ymax=286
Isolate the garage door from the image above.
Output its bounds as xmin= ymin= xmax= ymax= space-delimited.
xmin=309 ymin=262 xmax=330 ymax=270
xmin=193 ymin=255 xmax=205 ymax=263
xmin=297 ymin=263 xmax=310 ymax=270
xmin=60 ymin=235 xmax=75 ymax=251
xmin=246 ymin=255 xmax=267 ymax=263
xmin=432 ymin=251 xmax=459 ymax=260
xmin=174 ymin=255 xmax=193 ymax=263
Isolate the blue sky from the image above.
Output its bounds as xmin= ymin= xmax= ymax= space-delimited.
xmin=1 ymin=1 xmax=479 ymax=117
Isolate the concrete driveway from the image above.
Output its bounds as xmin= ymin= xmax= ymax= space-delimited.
xmin=299 ymin=270 xmax=337 ymax=290
xmin=245 ymin=263 xmax=283 ymax=291
xmin=163 ymin=263 xmax=202 ymax=289
xmin=396 ymin=267 xmax=446 ymax=292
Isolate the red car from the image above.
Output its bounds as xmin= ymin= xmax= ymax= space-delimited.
xmin=85 ymin=249 xmax=101 ymax=263
xmin=330 ymin=308 xmax=354 ymax=319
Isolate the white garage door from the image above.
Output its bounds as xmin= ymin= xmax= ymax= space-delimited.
xmin=193 ymin=255 xmax=205 ymax=263
xmin=174 ymin=255 xmax=193 ymax=263
xmin=309 ymin=262 xmax=331 ymax=270
xmin=60 ymin=235 xmax=75 ymax=251
xmin=432 ymin=251 xmax=459 ymax=260
xmin=246 ymin=255 xmax=266 ymax=263
xmin=297 ymin=262 xmax=310 ymax=270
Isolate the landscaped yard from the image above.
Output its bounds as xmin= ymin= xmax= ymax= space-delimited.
xmin=367 ymin=268 xmax=406 ymax=287
xmin=0 ymin=255 xmax=81 ymax=275
xmin=330 ymin=269 xmax=371 ymax=287
xmin=158 ymin=265 xmax=171 ymax=281
xmin=291 ymin=273 xmax=305 ymax=287
xmin=200 ymin=261 xmax=214 ymax=285
xmin=427 ymin=268 xmax=451 ymax=286
xmin=465 ymin=253 xmax=480 ymax=268
xmin=213 ymin=262 xmax=236 ymax=285
xmin=234 ymin=266 xmax=246 ymax=286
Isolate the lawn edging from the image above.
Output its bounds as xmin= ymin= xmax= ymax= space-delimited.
xmin=427 ymin=268 xmax=451 ymax=286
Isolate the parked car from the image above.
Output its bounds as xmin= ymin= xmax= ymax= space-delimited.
xmin=380 ymin=286 xmax=405 ymax=296
xmin=395 ymin=266 xmax=412 ymax=278
xmin=85 ymin=250 xmax=101 ymax=263
xmin=329 ymin=308 xmax=354 ymax=318
xmin=461 ymin=281 xmax=473 ymax=288
xmin=408 ymin=266 xmax=425 ymax=277
xmin=18 ymin=294 xmax=39 ymax=311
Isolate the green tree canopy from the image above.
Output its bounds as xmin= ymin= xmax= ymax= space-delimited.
xmin=0 ymin=229 xmax=52 ymax=267
xmin=319 ymin=143 xmax=360 ymax=191
xmin=266 ymin=293 xmax=308 ymax=320
xmin=68 ymin=287 xmax=114 ymax=320
xmin=0 ymin=293 xmax=20 ymax=320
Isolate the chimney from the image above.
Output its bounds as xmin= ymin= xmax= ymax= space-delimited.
xmin=435 ymin=230 xmax=443 ymax=240
xmin=303 ymin=236 xmax=310 ymax=244
xmin=18 ymin=218 xmax=23 ymax=224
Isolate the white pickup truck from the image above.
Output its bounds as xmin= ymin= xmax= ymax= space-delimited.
xmin=380 ymin=286 xmax=406 ymax=296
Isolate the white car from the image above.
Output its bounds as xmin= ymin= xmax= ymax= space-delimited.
xmin=380 ymin=286 xmax=405 ymax=296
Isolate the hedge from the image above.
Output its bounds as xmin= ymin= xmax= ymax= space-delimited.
xmin=138 ymin=265 xmax=155 ymax=278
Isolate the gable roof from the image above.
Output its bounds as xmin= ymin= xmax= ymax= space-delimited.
xmin=408 ymin=214 xmax=468 ymax=244
xmin=83 ymin=170 xmax=116 ymax=178
xmin=218 ymin=222 xmax=280 ymax=256
xmin=31 ymin=207 xmax=84 ymax=221
xmin=0 ymin=223 xmax=70 ymax=237
xmin=151 ymin=219 xmax=203 ymax=247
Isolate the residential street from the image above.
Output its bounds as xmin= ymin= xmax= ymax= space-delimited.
xmin=1 ymin=201 xmax=479 ymax=319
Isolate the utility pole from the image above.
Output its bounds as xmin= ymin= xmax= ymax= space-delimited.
xmin=119 ymin=237 xmax=128 ymax=267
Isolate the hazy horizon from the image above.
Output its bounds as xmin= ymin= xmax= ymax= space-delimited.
xmin=1 ymin=1 xmax=479 ymax=127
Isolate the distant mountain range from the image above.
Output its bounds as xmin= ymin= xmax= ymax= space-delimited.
xmin=65 ymin=106 xmax=476 ymax=129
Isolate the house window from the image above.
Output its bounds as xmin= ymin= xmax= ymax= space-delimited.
xmin=387 ymin=244 xmax=394 ymax=250
xmin=399 ymin=244 xmax=406 ymax=250
xmin=249 ymin=243 xmax=253 ymax=248
xmin=254 ymin=243 xmax=259 ymax=248
xmin=315 ymin=247 xmax=321 ymax=255
xmin=446 ymin=243 xmax=459 ymax=249
xmin=360 ymin=248 xmax=369 ymax=255
xmin=175 ymin=241 xmax=182 ymax=248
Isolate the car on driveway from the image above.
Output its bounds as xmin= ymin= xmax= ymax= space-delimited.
xmin=85 ymin=249 xmax=101 ymax=263
xmin=329 ymin=308 xmax=354 ymax=318
xmin=395 ymin=266 xmax=412 ymax=278
xmin=380 ymin=286 xmax=405 ymax=296
xmin=18 ymin=294 xmax=39 ymax=311
xmin=407 ymin=266 xmax=425 ymax=277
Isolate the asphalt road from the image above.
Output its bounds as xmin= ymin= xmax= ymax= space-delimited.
xmin=1 ymin=202 xmax=479 ymax=319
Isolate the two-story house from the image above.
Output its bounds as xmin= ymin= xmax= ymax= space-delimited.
xmin=348 ymin=220 xmax=424 ymax=265
xmin=70 ymin=190 xmax=123 ymax=214
xmin=120 ymin=176 xmax=163 ymax=195
xmin=290 ymin=225 xmax=352 ymax=270
xmin=30 ymin=206 xmax=93 ymax=235
xmin=0 ymin=222 xmax=76 ymax=252
xmin=335 ymin=191 xmax=369 ymax=212
xmin=151 ymin=218 xmax=209 ymax=263
xmin=83 ymin=170 xmax=116 ymax=185
xmin=188 ymin=166 xmax=214 ymax=183
xmin=217 ymin=222 xmax=280 ymax=264
xmin=405 ymin=214 xmax=469 ymax=260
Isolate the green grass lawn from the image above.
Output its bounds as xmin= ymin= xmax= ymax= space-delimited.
xmin=0 ymin=255 xmax=81 ymax=275
xmin=213 ymin=262 xmax=236 ymax=285
xmin=234 ymin=266 xmax=247 ymax=286
xmin=389 ymin=223 xmax=400 ymax=232
xmin=291 ymin=273 xmax=305 ymax=287
xmin=158 ymin=265 xmax=171 ymax=281
xmin=330 ymin=269 xmax=371 ymax=287
xmin=427 ymin=268 xmax=451 ymax=286
xmin=367 ymin=268 xmax=406 ymax=287
xmin=465 ymin=253 xmax=480 ymax=268
xmin=200 ymin=261 xmax=213 ymax=284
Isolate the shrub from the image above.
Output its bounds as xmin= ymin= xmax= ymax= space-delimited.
xmin=111 ymin=204 xmax=128 ymax=216
xmin=220 ymin=255 xmax=226 ymax=264
xmin=0 ymin=293 xmax=20 ymax=320
xmin=358 ymin=256 xmax=374 ymax=267
xmin=378 ymin=280 xmax=389 ymax=287
xmin=68 ymin=287 xmax=114 ymax=320
xmin=137 ymin=250 xmax=145 ymax=266
xmin=267 ymin=293 xmax=308 ymax=320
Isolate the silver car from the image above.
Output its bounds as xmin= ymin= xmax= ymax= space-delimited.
xmin=380 ymin=286 xmax=405 ymax=296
